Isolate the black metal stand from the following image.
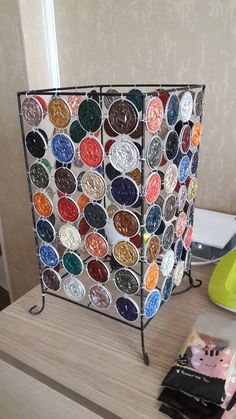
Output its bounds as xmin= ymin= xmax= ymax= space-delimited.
xmin=18 ymin=84 xmax=205 ymax=365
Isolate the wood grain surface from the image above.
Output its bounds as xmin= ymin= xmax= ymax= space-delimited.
xmin=0 ymin=265 xmax=234 ymax=419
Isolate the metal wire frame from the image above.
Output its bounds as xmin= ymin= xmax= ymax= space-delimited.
xmin=17 ymin=84 xmax=204 ymax=365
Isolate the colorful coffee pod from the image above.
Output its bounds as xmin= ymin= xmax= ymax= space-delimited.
xmin=48 ymin=97 xmax=71 ymax=128
xmin=89 ymin=285 xmax=112 ymax=310
xmin=77 ymin=216 xmax=90 ymax=235
xmin=116 ymin=296 xmax=139 ymax=321
xmin=85 ymin=232 xmax=108 ymax=257
xmin=179 ymin=91 xmax=193 ymax=122
xmin=77 ymin=194 xmax=89 ymax=213
xmin=144 ymin=289 xmax=161 ymax=319
xmin=145 ymin=172 xmax=161 ymax=204
xmin=79 ymin=136 xmax=104 ymax=168
xmin=146 ymin=97 xmax=164 ymax=133
xmin=42 ymin=268 xmax=61 ymax=291
xmin=144 ymin=263 xmax=159 ymax=291
xmin=39 ymin=244 xmax=59 ymax=268
xmin=164 ymin=164 xmax=178 ymax=193
xmin=192 ymin=121 xmax=202 ymax=147
xmin=67 ymin=95 xmax=82 ymax=116
xmin=62 ymin=251 xmax=84 ymax=276
xmin=57 ymin=196 xmax=80 ymax=222
xmin=187 ymin=202 xmax=195 ymax=226
xmin=105 ymin=139 xmax=115 ymax=154
xmin=176 ymin=212 xmax=187 ymax=238
xmin=107 ymin=203 xmax=119 ymax=218
xmin=59 ymin=224 xmax=81 ymax=250
xmin=190 ymin=150 xmax=199 ymax=176
xmin=161 ymin=249 xmax=175 ymax=276
xmin=184 ymin=226 xmax=193 ymax=249
xmin=73 ymin=149 xmax=84 ymax=168
xmin=63 ymin=277 xmax=85 ymax=301
xmin=179 ymin=124 xmax=191 ymax=154
xmin=87 ymin=259 xmax=110 ymax=284
xmin=36 ymin=219 xmax=55 ymax=243
xmin=29 ymin=161 xmax=50 ymax=189
xmin=109 ymin=139 xmax=139 ymax=173
xmin=145 ymin=235 xmax=160 ymax=264
xmin=51 ymin=133 xmax=75 ymax=163
xmin=81 ymin=171 xmax=106 ymax=200
xmin=194 ymin=90 xmax=203 ymax=117
xmin=162 ymin=224 xmax=175 ymax=251
xmin=161 ymin=275 xmax=174 ymax=302
xmin=110 ymin=176 xmax=139 ymax=206
xmin=104 ymin=88 xmax=119 ymax=109
xmin=174 ymin=260 xmax=185 ymax=286
xmin=113 ymin=240 xmax=139 ymax=267
xmin=54 ymin=167 xmax=77 ymax=194
xmin=25 ymin=130 xmax=47 ymax=158
xmin=127 ymin=88 xmax=143 ymax=112
xmin=69 ymin=120 xmax=86 ymax=143
xmin=174 ymin=238 xmax=184 ymax=262
xmin=77 ymin=171 xmax=86 ymax=192
xmin=163 ymin=194 xmax=176 ymax=222
xmin=145 ymin=204 xmax=162 ymax=234
xmin=108 ymin=99 xmax=139 ymax=135
xmin=113 ymin=209 xmax=140 ymax=238
xmin=104 ymin=118 xmax=118 ymax=137
xmin=105 ymin=163 xmax=121 ymax=181
xmin=130 ymin=121 xmax=143 ymax=139
xmin=22 ymin=96 xmax=43 ymax=127
xmin=127 ymin=168 xmax=141 ymax=185
xmin=146 ymin=136 xmax=163 ymax=170
xmin=165 ymin=93 xmax=180 ymax=127
xmin=78 ymin=98 xmax=102 ymax=132
xmin=179 ymin=155 xmax=190 ymax=183
xmin=84 ymin=202 xmax=108 ymax=229
xmin=33 ymin=191 xmax=53 ymax=218
xmin=188 ymin=176 xmax=198 ymax=201
xmin=185 ymin=248 xmax=191 ymax=271
xmin=164 ymin=130 xmax=179 ymax=161
xmin=178 ymin=185 xmax=188 ymax=211
xmin=114 ymin=268 xmax=139 ymax=295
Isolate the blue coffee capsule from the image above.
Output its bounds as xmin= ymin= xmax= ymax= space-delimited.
xmin=174 ymin=238 xmax=184 ymax=262
xmin=166 ymin=94 xmax=180 ymax=127
xmin=116 ymin=296 xmax=139 ymax=321
xmin=110 ymin=176 xmax=139 ymax=206
xmin=161 ymin=275 xmax=174 ymax=302
xmin=36 ymin=219 xmax=55 ymax=243
xmin=179 ymin=155 xmax=190 ymax=183
xmin=144 ymin=289 xmax=161 ymax=319
xmin=105 ymin=163 xmax=121 ymax=181
xmin=51 ymin=133 xmax=75 ymax=163
xmin=39 ymin=244 xmax=59 ymax=268
xmin=190 ymin=150 xmax=199 ymax=176
xmin=173 ymin=149 xmax=183 ymax=167
xmin=145 ymin=204 xmax=162 ymax=234
xmin=84 ymin=202 xmax=107 ymax=229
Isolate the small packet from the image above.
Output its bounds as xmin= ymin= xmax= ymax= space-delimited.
xmin=222 ymin=372 xmax=236 ymax=418
xmin=162 ymin=313 xmax=236 ymax=404
xmin=158 ymin=387 xmax=225 ymax=419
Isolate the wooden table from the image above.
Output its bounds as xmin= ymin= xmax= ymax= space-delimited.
xmin=0 ymin=265 xmax=234 ymax=419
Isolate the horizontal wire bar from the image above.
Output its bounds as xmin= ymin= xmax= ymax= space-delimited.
xmin=17 ymin=84 xmax=205 ymax=96
xmin=44 ymin=291 xmax=142 ymax=330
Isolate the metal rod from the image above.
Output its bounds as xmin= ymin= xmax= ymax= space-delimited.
xmin=44 ymin=291 xmax=141 ymax=330
xmin=17 ymin=84 xmax=205 ymax=96
xmin=17 ymin=94 xmax=46 ymax=315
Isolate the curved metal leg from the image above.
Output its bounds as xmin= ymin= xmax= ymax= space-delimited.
xmin=173 ymin=270 xmax=202 ymax=296
xmin=29 ymin=293 xmax=45 ymax=315
xmin=141 ymin=329 xmax=150 ymax=365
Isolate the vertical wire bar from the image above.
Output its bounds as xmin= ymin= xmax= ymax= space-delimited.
xmin=17 ymin=93 xmax=45 ymax=312
xmin=99 ymin=86 xmax=106 ymax=210
xmin=140 ymin=93 xmax=147 ymax=360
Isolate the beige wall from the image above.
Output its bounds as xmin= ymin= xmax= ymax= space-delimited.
xmin=0 ymin=0 xmax=38 ymax=300
xmin=54 ymin=0 xmax=236 ymax=214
